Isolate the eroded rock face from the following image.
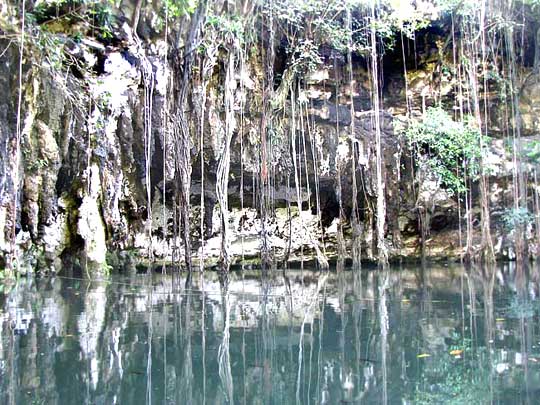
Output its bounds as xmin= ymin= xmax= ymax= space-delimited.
xmin=520 ymin=74 xmax=540 ymax=136
xmin=0 ymin=40 xmax=16 ymax=259
xmin=2 ymin=6 xmax=540 ymax=272
xmin=22 ymin=120 xmax=61 ymax=239
xmin=78 ymin=164 xmax=107 ymax=264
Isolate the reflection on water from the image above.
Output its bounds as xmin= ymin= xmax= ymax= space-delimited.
xmin=1 ymin=263 xmax=540 ymax=404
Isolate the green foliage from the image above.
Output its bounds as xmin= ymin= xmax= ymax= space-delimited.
xmin=410 ymin=334 xmax=494 ymax=404
xmin=502 ymin=207 xmax=533 ymax=231
xmin=23 ymin=0 xmax=117 ymax=78
xmin=29 ymin=0 xmax=115 ymax=41
xmin=436 ymin=0 xmax=537 ymax=32
xmin=289 ymin=39 xmax=323 ymax=74
xmin=163 ymin=0 xmax=197 ymax=18
xmin=269 ymin=0 xmax=353 ymax=54
xmin=405 ymin=107 xmax=486 ymax=195
xmin=435 ymin=0 xmax=480 ymax=15
xmin=264 ymin=0 xmax=350 ymax=74
xmin=411 ymin=352 xmax=492 ymax=404
xmin=377 ymin=0 xmax=435 ymax=39
xmin=207 ymin=13 xmax=246 ymax=45
xmin=100 ymin=261 xmax=113 ymax=276
xmin=265 ymin=0 xmax=438 ymax=75
xmin=87 ymin=2 xmax=114 ymax=40
xmin=522 ymin=140 xmax=540 ymax=165
xmin=149 ymin=0 xmax=198 ymax=32
xmin=27 ymin=158 xmax=49 ymax=171
xmin=35 ymin=30 xmax=66 ymax=70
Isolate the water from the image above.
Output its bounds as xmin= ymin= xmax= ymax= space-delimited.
xmin=1 ymin=263 xmax=539 ymax=404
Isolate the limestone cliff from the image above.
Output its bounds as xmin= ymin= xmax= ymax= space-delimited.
xmin=1 ymin=0 xmax=540 ymax=273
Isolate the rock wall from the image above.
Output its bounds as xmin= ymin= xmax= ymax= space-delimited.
xmin=1 ymin=2 xmax=540 ymax=273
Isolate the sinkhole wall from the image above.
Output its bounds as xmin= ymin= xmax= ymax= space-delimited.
xmin=1 ymin=0 xmax=540 ymax=273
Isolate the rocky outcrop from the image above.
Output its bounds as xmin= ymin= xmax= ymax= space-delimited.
xmin=1 ymin=2 xmax=540 ymax=273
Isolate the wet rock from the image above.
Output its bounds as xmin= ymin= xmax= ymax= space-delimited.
xmin=310 ymin=100 xmax=352 ymax=126
xmin=41 ymin=195 xmax=71 ymax=262
xmin=5 ymin=4 xmax=540 ymax=272
xmin=520 ymin=74 xmax=540 ymax=136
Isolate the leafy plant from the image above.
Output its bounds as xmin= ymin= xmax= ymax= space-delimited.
xmin=521 ymin=140 xmax=540 ymax=165
xmin=207 ymin=13 xmax=246 ymax=45
xmin=29 ymin=0 xmax=115 ymax=41
xmin=163 ymin=0 xmax=198 ymax=18
xmin=87 ymin=2 xmax=114 ymax=40
xmin=36 ymin=30 xmax=65 ymax=70
xmin=501 ymin=207 xmax=533 ymax=231
xmin=409 ymin=334 xmax=494 ymax=404
xmin=405 ymin=107 xmax=487 ymax=195
xmin=289 ymin=39 xmax=323 ymax=74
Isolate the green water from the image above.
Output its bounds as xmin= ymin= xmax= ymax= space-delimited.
xmin=0 ymin=263 xmax=539 ymax=404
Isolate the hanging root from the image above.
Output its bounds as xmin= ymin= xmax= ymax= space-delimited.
xmin=172 ymin=0 xmax=208 ymax=271
xmin=134 ymin=36 xmax=155 ymax=261
xmin=369 ymin=0 xmax=388 ymax=267
xmin=312 ymin=241 xmax=329 ymax=270
xmin=216 ymin=48 xmax=237 ymax=273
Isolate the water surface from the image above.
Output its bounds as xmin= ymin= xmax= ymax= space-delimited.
xmin=1 ymin=263 xmax=539 ymax=404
